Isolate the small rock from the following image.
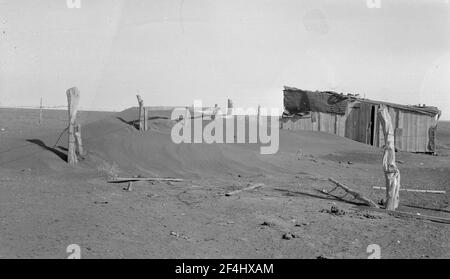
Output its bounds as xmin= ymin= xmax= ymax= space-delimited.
xmin=282 ymin=233 xmax=293 ymax=240
xmin=320 ymin=206 xmax=346 ymax=216
xmin=347 ymin=161 xmax=353 ymax=165
xmin=295 ymin=222 xmax=309 ymax=227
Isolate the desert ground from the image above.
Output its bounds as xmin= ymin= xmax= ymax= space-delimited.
xmin=0 ymin=107 xmax=449 ymax=259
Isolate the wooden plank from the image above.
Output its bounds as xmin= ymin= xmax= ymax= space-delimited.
xmin=354 ymin=205 xmax=450 ymax=225
xmin=373 ymin=186 xmax=445 ymax=194
xmin=108 ymin=177 xmax=184 ymax=183
xmin=225 ymin=183 xmax=264 ymax=196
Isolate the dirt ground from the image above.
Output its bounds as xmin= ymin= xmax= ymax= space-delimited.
xmin=0 ymin=108 xmax=449 ymax=259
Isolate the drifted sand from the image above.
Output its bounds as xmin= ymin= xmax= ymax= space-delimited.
xmin=0 ymin=107 xmax=448 ymax=258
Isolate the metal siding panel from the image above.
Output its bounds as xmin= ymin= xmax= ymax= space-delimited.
xmin=406 ymin=112 xmax=412 ymax=152
xmin=396 ymin=110 xmax=404 ymax=151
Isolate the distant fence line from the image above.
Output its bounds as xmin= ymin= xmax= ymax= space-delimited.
xmin=0 ymin=105 xmax=119 ymax=112
xmin=0 ymin=105 xmax=67 ymax=109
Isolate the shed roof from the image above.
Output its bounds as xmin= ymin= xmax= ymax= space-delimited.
xmin=284 ymin=86 xmax=441 ymax=117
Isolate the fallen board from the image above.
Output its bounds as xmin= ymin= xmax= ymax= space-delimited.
xmin=353 ymin=205 xmax=450 ymax=225
xmin=373 ymin=186 xmax=446 ymax=194
xmin=328 ymin=178 xmax=379 ymax=208
xmin=225 ymin=183 xmax=264 ymax=196
xmin=107 ymin=177 xmax=183 ymax=183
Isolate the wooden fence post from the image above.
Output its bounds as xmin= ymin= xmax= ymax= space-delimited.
xmin=136 ymin=95 xmax=145 ymax=131
xmin=67 ymin=87 xmax=80 ymax=165
xmin=378 ymin=105 xmax=401 ymax=210
xmin=75 ymin=123 xmax=85 ymax=158
xmin=143 ymin=107 xmax=148 ymax=131
xmin=228 ymin=99 xmax=233 ymax=116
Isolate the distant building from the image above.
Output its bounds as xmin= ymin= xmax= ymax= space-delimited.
xmin=280 ymin=86 xmax=441 ymax=153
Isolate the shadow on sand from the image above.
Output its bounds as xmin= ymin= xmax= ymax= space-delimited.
xmin=116 ymin=116 xmax=171 ymax=130
xmin=26 ymin=139 xmax=67 ymax=162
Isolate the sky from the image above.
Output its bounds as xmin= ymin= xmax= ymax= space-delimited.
xmin=0 ymin=0 xmax=449 ymax=119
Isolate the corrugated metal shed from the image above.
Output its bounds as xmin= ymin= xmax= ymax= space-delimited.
xmin=281 ymin=87 xmax=441 ymax=153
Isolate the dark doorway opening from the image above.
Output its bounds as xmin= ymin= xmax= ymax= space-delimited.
xmin=369 ymin=105 xmax=376 ymax=146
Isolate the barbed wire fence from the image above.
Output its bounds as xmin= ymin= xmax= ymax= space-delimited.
xmin=0 ymin=101 xmax=116 ymax=128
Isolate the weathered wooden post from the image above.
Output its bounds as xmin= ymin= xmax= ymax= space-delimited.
xmin=75 ymin=123 xmax=85 ymax=158
xmin=143 ymin=107 xmax=148 ymax=131
xmin=67 ymin=87 xmax=80 ymax=165
xmin=227 ymin=99 xmax=233 ymax=116
xmin=136 ymin=95 xmax=145 ymax=131
xmin=378 ymin=105 xmax=401 ymax=210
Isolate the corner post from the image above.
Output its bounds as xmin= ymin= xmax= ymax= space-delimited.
xmin=67 ymin=87 xmax=80 ymax=165
xmin=378 ymin=105 xmax=401 ymax=210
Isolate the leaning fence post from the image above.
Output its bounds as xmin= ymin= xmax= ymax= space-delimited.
xmin=378 ymin=105 xmax=401 ymax=210
xmin=66 ymin=87 xmax=80 ymax=165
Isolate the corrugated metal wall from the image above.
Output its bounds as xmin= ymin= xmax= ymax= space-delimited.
xmin=376 ymin=108 xmax=434 ymax=153
xmin=281 ymin=102 xmax=436 ymax=153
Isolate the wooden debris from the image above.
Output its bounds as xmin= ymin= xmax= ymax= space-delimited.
xmin=225 ymin=183 xmax=264 ymax=196
xmin=107 ymin=177 xmax=183 ymax=183
xmin=354 ymin=205 xmax=450 ymax=225
xmin=373 ymin=186 xmax=445 ymax=194
xmin=378 ymin=105 xmax=401 ymax=210
xmin=327 ymin=178 xmax=379 ymax=208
